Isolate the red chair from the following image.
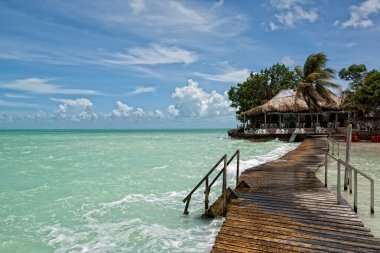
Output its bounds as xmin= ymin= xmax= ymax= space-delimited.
xmin=371 ymin=135 xmax=380 ymax=143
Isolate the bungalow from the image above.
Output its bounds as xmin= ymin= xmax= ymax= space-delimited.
xmin=240 ymin=89 xmax=346 ymax=130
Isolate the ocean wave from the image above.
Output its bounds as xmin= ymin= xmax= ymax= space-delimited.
xmin=227 ymin=142 xmax=299 ymax=174
xmin=43 ymin=217 xmax=222 ymax=253
xmin=100 ymin=190 xmax=189 ymax=209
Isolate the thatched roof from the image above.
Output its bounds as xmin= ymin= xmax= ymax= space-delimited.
xmin=241 ymin=89 xmax=342 ymax=117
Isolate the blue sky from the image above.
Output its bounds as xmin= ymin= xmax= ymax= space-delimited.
xmin=1 ymin=0 xmax=380 ymax=129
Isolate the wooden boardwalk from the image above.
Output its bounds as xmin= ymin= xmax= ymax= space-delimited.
xmin=211 ymin=137 xmax=380 ymax=253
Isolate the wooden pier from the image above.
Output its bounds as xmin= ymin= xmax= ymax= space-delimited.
xmin=211 ymin=137 xmax=380 ymax=253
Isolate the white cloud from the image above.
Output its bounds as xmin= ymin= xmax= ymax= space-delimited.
xmin=0 ymin=78 xmax=101 ymax=95
xmin=127 ymin=86 xmax=157 ymax=96
xmin=129 ymin=0 xmax=146 ymax=14
xmin=341 ymin=0 xmax=380 ymax=28
xmin=104 ymin=44 xmax=198 ymax=65
xmin=344 ymin=42 xmax=356 ymax=48
xmin=0 ymin=99 xmax=39 ymax=108
xmin=51 ymin=98 xmax=97 ymax=120
xmin=26 ymin=110 xmax=48 ymax=120
xmin=270 ymin=0 xmax=305 ymax=10
xmin=171 ymin=79 xmax=234 ymax=117
xmin=110 ymin=100 xmax=164 ymax=119
xmin=167 ymin=104 xmax=180 ymax=117
xmin=268 ymin=22 xmax=279 ymax=31
xmin=267 ymin=0 xmax=318 ymax=29
xmin=281 ymin=56 xmax=295 ymax=66
xmin=4 ymin=93 xmax=33 ymax=99
xmin=44 ymin=0 xmax=246 ymax=37
xmin=111 ymin=101 xmax=134 ymax=118
xmin=195 ymin=68 xmax=250 ymax=83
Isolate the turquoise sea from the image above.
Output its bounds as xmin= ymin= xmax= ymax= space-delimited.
xmin=0 ymin=129 xmax=299 ymax=253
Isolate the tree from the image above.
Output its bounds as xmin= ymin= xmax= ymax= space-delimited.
xmin=294 ymin=53 xmax=340 ymax=111
xmin=338 ymin=64 xmax=367 ymax=92
xmin=342 ymin=69 xmax=380 ymax=113
xmin=228 ymin=64 xmax=299 ymax=119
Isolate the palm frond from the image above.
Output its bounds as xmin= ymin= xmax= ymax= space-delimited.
xmin=303 ymin=53 xmax=328 ymax=76
xmin=305 ymin=72 xmax=322 ymax=82
xmin=315 ymin=84 xmax=334 ymax=103
xmin=305 ymin=85 xmax=322 ymax=111
xmin=316 ymin=79 xmax=341 ymax=90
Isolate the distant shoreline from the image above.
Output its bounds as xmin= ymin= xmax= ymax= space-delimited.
xmin=0 ymin=128 xmax=231 ymax=132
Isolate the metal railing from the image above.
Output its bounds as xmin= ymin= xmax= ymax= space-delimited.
xmin=324 ymin=152 xmax=375 ymax=213
xmin=328 ymin=138 xmax=340 ymax=156
xmin=183 ymin=150 xmax=240 ymax=215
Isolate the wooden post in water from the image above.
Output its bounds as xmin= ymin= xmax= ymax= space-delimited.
xmin=344 ymin=124 xmax=352 ymax=191
xmin=222 ymin=155 xmax=227 ymax=216
xmin=236 ymin=150 xmax=240 ymax=188
xmin=184 ymin=196 xmax=191 ymax=215
xmin=205 ymin=177 xmax=209 ymax=212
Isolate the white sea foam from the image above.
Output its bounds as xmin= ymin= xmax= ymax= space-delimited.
xmin=100 ymin=190 xmax=189 ymax=209
xmin=44 ymin=217 xmax=222 ymax=253
xmin=227 ymin=142 xmax=299 ymax=174
xmin=151 ymin=165 xmax=168 ymax=170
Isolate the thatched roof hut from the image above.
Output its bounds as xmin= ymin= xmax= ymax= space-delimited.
xmin=241 ymin=89 xmax=342 ymax=117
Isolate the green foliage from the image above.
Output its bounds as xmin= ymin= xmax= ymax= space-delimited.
xmin=294 ymin=53 xmax=340 ymax=111
xmin=228 ymin=64 xmax=299 ymax=119
xmin=342 ymin=68 xmax=380 ymax=113
xmin=338 ymin=64 xmax=367 ymax=92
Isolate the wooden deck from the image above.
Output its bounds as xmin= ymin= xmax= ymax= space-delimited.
xmin=211 ymin=137 xmax=380 ymax=253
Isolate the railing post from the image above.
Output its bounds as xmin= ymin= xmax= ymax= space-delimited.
xmin=223 ymin=154 xmax=227 ymax=215
xmin=344 ymin=124 xmax=352 ymax=191
xmin=327 ymin=139 xmax=330 ymax=153
xmin=184 ymin=196 xmax=191 ymax=215
xmin=349 ymin=168 xmax=353 ymax=194
xmin=371 ymin=179 xmax=375 ymax=214
xmin=205 ymin=177 xmax=209 ymax=212
xmin=337 ymin=160 xmax=342 ymax=205
xmin=236 ymin=150 xmax=240 ymax=188
xmin=324 ymin=153 xmax=328 ymax=187
xmin=332 ymin=140 xmax=335 ymax=155
xmin=337 ymin=141 xmax=340 ymax=156
xmin=354 ymin=171 xmax=357 ymax=212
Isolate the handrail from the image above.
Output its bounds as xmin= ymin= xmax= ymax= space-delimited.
xmin=183 ymin=150 xmax=240 ymax=215
xmin=183 ymin=155 xmax=226 ymax=203
xmin=328 ymin=138 xmax=340 ymax=156
xmin=209 ymin=150 xmax=240 ymax=190
xmin=325 ymin=152 xmax=375 ymax=213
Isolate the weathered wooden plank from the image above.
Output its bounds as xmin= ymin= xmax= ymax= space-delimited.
xmin=214 ymin=236 xmax=324 ymax=253
xmin=226 ymin=211 xmax=372 ymax=234
xmin=232 ymin=205 xmax=362 ymax=222
xmin=223 ymin=219 xmax=380 ymax=247
xmin=216 ymin=230 xmax=353 ymax=253
xmin=219 ymin=226 xmax=379 ymax=253
xmin=228 ymin=207 xmax=367 ymax=228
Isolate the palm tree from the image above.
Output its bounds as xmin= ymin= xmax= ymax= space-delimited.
xmin=294 ymin=53 xmax=341 ymax=111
